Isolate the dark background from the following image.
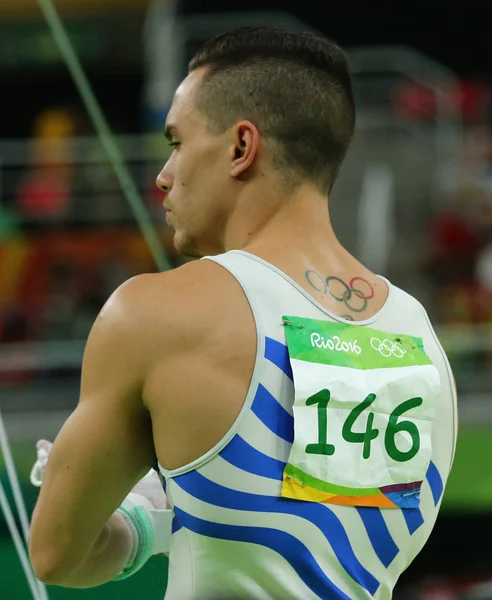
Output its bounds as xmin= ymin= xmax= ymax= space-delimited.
xmin=1 ymin=2 xmax=489 ymax=138
xmin=177 ymin=1 xmax=490 ymax=75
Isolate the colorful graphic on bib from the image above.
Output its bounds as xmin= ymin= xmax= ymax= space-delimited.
xmin=282 ymin=463 xmax=422 ymax=509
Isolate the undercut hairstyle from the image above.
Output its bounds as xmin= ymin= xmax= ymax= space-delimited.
xmin=189 ymin=26 xmax=356 ymax=194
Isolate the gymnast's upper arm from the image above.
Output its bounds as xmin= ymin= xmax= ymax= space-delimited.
xmin=29 ymin=274 xmax=163 ymax=576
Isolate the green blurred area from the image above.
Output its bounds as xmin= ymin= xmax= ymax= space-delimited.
xmin=443 ymin=426 xmax=492 ymax=510
xmin=0 ymin=540 xmax=168 ymax=600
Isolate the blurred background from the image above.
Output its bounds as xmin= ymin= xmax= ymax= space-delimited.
xmin=1 ymin=1 xmax=491 ymax=598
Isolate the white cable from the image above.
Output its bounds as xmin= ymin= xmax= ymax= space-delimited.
xmin=0 ymin=409 xmax=50 ymax=600
xmin=0 ymin=411 xmax=32 ymax=550
xmin=0 ymin=480 xmax=41 ymax=600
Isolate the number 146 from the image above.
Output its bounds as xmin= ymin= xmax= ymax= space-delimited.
xmin=305 ymin=389 xmax=422 ymax=462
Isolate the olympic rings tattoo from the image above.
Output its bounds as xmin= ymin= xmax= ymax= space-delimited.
xmin=305 ymin=270 xmax=327 ymax=293
xmin=305 ymin=271 xmax=375 ymax=314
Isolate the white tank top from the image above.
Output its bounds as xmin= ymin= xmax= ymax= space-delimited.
xmin=159 ymin=250 xmax=458 ymax=600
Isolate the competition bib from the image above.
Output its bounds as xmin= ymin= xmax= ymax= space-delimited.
xmin=281 ymin=316 xmax=441 ymax=509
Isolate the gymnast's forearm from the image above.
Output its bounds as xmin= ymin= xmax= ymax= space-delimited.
xmin=33 ymin=512 xmax=133 ymax=589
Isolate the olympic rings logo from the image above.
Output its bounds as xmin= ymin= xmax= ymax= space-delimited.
xmin=370 ymin=337 xmax=407 ymax=358
xmin=305 ymin=271 xmax=374 ymax=313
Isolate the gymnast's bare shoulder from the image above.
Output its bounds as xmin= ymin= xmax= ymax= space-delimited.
xmin=93 ymin=258 xmax=257 ymax=470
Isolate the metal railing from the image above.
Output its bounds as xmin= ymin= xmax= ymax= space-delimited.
xmin=0 ymin=134 xmax=170 ymax=226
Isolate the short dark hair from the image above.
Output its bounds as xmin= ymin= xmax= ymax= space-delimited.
xmin=189 ymin=26 xmax=355 ymax=194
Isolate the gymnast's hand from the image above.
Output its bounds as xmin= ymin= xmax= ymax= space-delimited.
xmin=125 ymin=467 xmax=171 ymax=511
xmin=30 ymin=439 xmax=52 ymax=487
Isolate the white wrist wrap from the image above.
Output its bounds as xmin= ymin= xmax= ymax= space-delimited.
xmin=113 ymin=492 xmax=173 ymax=581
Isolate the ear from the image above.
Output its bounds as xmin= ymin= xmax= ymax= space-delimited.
xmin=230 ymin=121 xmax=259 ymax=178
